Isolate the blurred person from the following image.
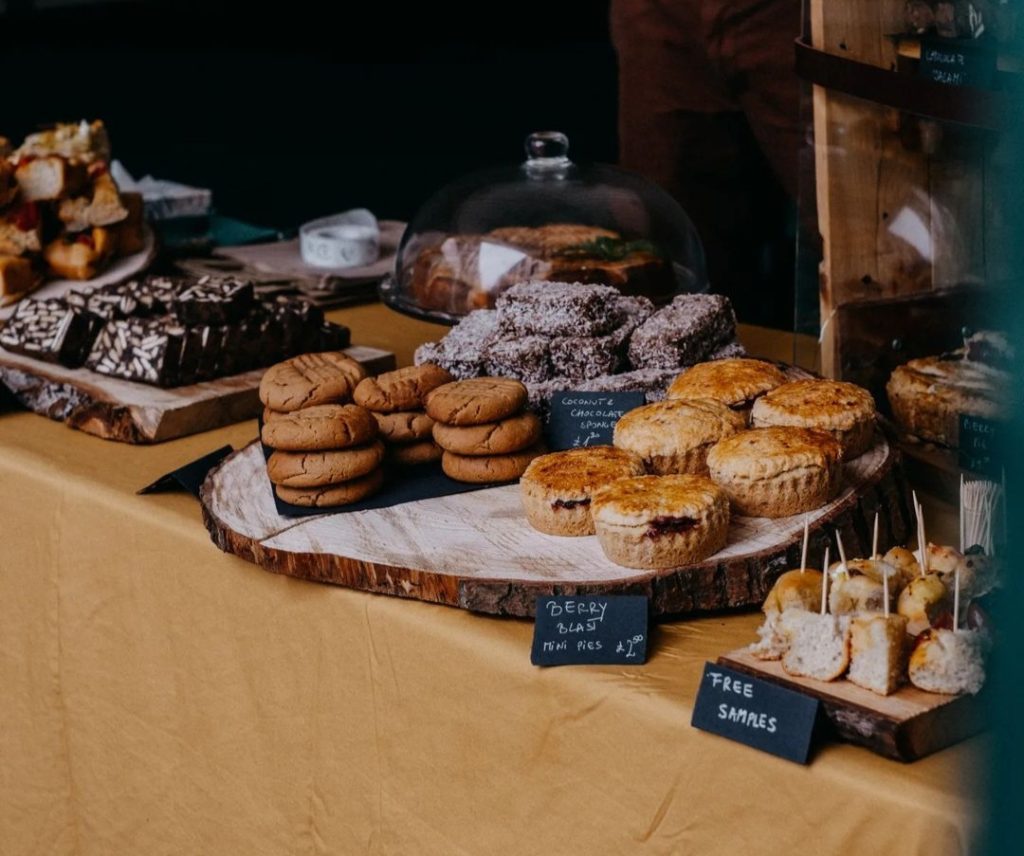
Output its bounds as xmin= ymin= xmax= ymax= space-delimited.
xmin=612 ymin=0 xmax=802 ymax=328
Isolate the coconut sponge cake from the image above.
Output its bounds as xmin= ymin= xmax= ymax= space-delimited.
xmin=520 ymin=446 xmax=646 ymax=536
xmin=590 ymin=474 xmax=729 ymax=569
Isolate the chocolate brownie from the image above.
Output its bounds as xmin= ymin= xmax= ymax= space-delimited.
xmin=315 ymin=322 xmax=351 ymax=352
xmin=627 ymin=294 xmax=736 ymax=370
xmin=0 ymin=298 xmax=101 ymax=366
xmin=173 ymin=275 xmax=254 ymax=325
xmin=86 ymin=316 xmax=187 ymax=386
xmin=495 ymin=281 xmax=621 ymax=337
xmin=483 ymin=336 xmax=552 ymax=383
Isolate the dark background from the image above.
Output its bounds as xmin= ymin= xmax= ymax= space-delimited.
xmin=1 ymin=0 xmax=796 ymax=328
xmin=1 ymin=0 xmax=621 ymax=227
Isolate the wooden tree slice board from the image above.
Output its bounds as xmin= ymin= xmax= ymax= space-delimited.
xmin=200 ymin=431 xmax=912 ymax=617
xmin=0 ymin=345 xmax=395 ymax=444
xmin=718 ymin=647 xmax=987 ymax=761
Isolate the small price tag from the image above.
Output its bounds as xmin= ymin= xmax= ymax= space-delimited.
xmin=958 ymin=414 xmax=1004 ymax=477
xmin=691 ymin=663 xmax=819 ymax=764
xmin=545 ymin=391 xmax=645 ymax=451
xmin=531 ymin=595 xmax=648 ymax=666
xmin=918 ymin=37 xmax=996 ymax=89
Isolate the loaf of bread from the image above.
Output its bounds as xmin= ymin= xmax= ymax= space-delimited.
xmin=908 ymin=628 xmax=986 ymax=695
xmin=780 ymin=610 xmax=852 ymax=681
xmin=57 ymin=170 xmax=128 ymax=231
xmin=15 ymin=156 xmax=87 ymax=202
xmin=896 ymin=573 xmax=948 ymax=636
xmin=42 ymin=228 xmax=115 ymax=280
xmin=749 ymin=570 xmax=823 ymax=661
xmin=0 ymin=254 xmax=35 ymax=302
xmin=848 ymin=614 xmax=908 ymax=695
xmin=828 ymin=570 xmax=889 ymax=616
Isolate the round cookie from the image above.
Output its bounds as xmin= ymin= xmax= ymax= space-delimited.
xmin=590 ymin=474 xmax=730 ymax=569
xmin=262 ymin=407 xmax=287 ymax=425
xmin=667 ymin=358 xmax=788 ymax=414
xmin=425 ymin=377 xmax=528 ymax=426
xmin=706 ymin=426 xmax=843 ymax=518
xmin=274 ymin=468 xmax=384 ymax=508
xmin=260 ymin=404 xmax=377 ymax=451
xmin=354 ymin=364 xmax=454 ymax=413
xmin=266 ymin=440 xmax=385 ymax=487
xmin=613 ymin=399 xmax=746 ymax=475
xmin=259 ymin=351 xmax=366 ymax=412
xmin=751 ymin=379 xmax=876 ymax=459
xmin=388 ymin=439 xmax=444 ymax=466
xmin=433 ymin=411 xmax=542 ymax=456
xmin=441 ymin=443 xmax=545 ymax=484
xmin=372 ymin=410 xmax=436 ymax=444
xmin=520 ymin=445 xmax=646 ymax=536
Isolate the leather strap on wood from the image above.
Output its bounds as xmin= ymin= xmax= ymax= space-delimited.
xmin=794 ymin=36 xmax=1018 ymax=131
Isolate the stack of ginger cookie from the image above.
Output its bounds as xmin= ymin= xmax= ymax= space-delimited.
xmin=353 ymin=364 xmax=454 ymax=466
xmin=259 ymin=351 xmax=386 ymax=508
xmin=425 ymin=377 xmax=546 ymax=483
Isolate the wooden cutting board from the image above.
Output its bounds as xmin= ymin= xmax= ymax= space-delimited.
xmin=200 ymin=430 xmax=911 ymax=616
xmin=0 ymin=345 xmax=395 ymax=444
xmin=718 ymin=647 xmax=987 ymax=761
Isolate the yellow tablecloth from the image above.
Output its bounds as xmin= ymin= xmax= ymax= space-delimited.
xmin=0 ymin=306 xmax=983 ymax=855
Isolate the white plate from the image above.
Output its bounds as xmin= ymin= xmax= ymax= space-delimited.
xmin=0 ymin=224 xmax=157 ymax=320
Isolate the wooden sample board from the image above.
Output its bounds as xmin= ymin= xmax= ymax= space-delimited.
xmin=719 ymin=647 xmax=986 ymax=761
xmin=0 ymin=345 xmax=395 ymax=444
xmin=201 ymin=431 xmax=911 ymax=617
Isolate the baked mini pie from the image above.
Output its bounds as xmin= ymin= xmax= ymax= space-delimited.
xmin=613 ymin=398 xmax=745 ymax=475
xmin=705 ymin=427 xmax=843 ymax=518
xmin=590 ymin=474 xmax=729 ymax=569
xmin=886 ymin=353 xmax=1004 ymax=448
xmin=751 ymin=379 xmax=876 ymax=458
xmin=666 ymin=358 xmax=788 ymax=417
xmin=520 ymin=446 xmax=646 ymax=536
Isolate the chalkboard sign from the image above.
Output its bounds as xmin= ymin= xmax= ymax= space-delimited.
xmin=918 ymin=37 xmax=996 ymax=89
xmin=959 ymin=414 xmax=1004 ymax=477
xmin=546 ymin=391 xmax=645 ymax=451
xmin=138 ymin=445 xmax=233 ymax=498
xmin=691 ymin=662 xmax=819 ymax=764
xmin=531 ymin=595 xmax=649 ymax=666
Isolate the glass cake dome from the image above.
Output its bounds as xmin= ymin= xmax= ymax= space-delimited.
xmin=380 ymin=131 xmax=708 ymax=324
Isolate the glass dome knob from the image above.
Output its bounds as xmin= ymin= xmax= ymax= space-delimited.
xmin=524 ymin=131 xmax=571 ymax=175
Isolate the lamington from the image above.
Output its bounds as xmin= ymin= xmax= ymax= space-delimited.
xmin=484 ymin=336 xmax=552 ymax=383
xmin=413 ymin=309 xmax=500 ymax=378
xmin=496 ymin=281 xmax=621 ymax=338
xmin=628 ymin=293 xmax=736 ymax=370
xmin=549 ymin=329 xmax=624 ymax=380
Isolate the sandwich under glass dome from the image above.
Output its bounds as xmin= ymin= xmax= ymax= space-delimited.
xmin=380 ymin=131 xmax=708 ymax=324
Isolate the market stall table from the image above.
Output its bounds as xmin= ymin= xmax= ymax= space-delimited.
xmin=0 ymin=304 xmax=984 ymax=856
